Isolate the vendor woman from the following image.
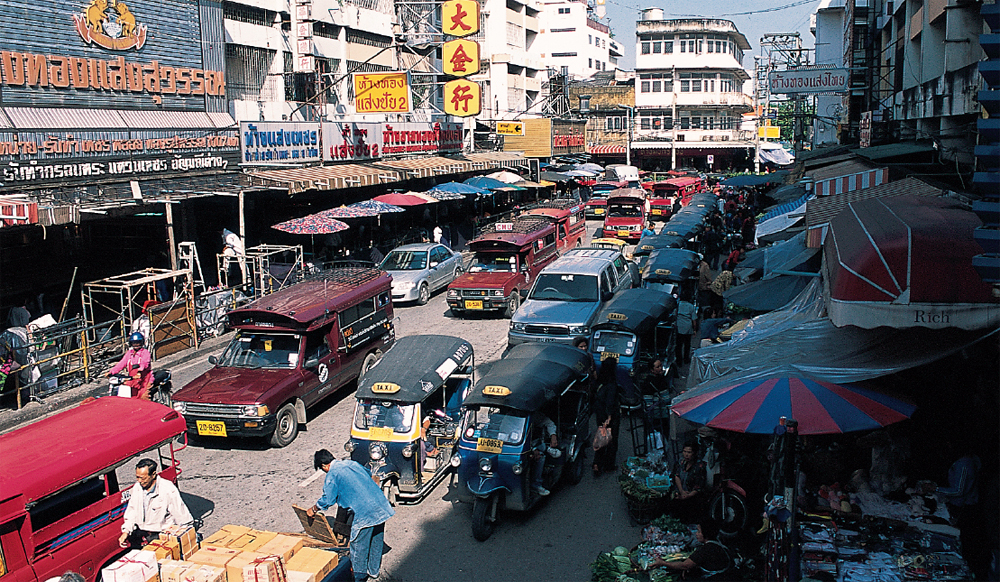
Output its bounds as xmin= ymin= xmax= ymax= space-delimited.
xmin=652 ymin=520 xmax=731 ymax=580
xmin=671 ymin=441 xmax=707 ymax=523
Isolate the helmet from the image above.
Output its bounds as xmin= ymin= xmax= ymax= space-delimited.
xmin=128 ymin=332 xmax=145 ymax=346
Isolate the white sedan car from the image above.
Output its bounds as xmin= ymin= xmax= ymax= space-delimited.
xmin=381 ymin=243 xmax=464 ymax=305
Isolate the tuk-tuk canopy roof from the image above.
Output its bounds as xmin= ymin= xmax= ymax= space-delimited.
xmin=464 ymin=343 xmax=591 ymax=412
xmin=606 ymin=188 xmax=647 ymax=203
xmin=593 ymin=288 xmax=677 ymax=336
xmin=634 ymin=233 xmax=688 ymax=256
xmin=642 ymin=248 xmax=702 ymax=283
xmin=356 ymin=335 xmax=473 ymax=402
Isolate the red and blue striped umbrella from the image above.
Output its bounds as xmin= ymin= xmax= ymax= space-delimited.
xmin=671 ymin=373 xmax=916 ymax=435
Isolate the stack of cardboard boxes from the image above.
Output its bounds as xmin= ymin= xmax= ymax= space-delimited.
xmin=101 ymin=525 xmax=339 ymax=582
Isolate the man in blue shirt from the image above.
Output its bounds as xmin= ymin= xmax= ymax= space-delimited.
xmin=308 ymin=450 xmax=394 ymax=582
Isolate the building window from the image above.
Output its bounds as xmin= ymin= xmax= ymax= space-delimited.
xmin=552 ymin=52 xmax=577 ymax=57
xmin=680 ymin=117 xmax=690 ymax=129
xmin=652 ymin=117 xmax=662 ymax=130
xmin=665 ymin=41 xmax=673 ymax=53
xmin=588 ymin=35 xmax=592 ymax=44
xmin=640 ymin=80 xmax=650 ymax=92
xmin=558 ymin=7 xmax=570 ymax=13
xmin=680 ymin=42 xmax=686 ymax=53
xmin=223 ymin=1 xmax=274 ymax=26
xmin=226 ymin=44 xmax=273 ymax=101
xmin=641 ymin=42 xmax=650 ymax=54
xmin=691 ymin=116 xmax=701 ymax=129
xmin=652 ymin=41 xmax=661 ymax=53
xmin=680 ymin=79 xmax=690 ymax=92
xmin=550 ymin=27 xmax=576 ymax=32
xmin=652 ymin=80 xmax=661 ymax=92
xmin=716 ymin=40 xmax=722 ymax=53
xmin=707 ymin=41 xmax=714 ymax=53
xmin=588 ymin=58 xmax=593 ymax=68
xmin=688 ymin=40 xmax=696 ymax=53
xmin=691 ymin=78 xmax=701 ymax=92
xmin=346 ymin=29 xmax=391 ymax=48
xmin=697 ymin=39 xmax=703 ymax=53
xmin=640 ymin=117 xmax=651 ymax=130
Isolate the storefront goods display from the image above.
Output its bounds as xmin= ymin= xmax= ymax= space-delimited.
xmin=101 ymin=550 xmax=158 ymax=582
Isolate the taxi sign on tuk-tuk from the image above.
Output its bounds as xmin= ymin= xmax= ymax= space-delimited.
xmin=655 ymin=269 xmax=672 ymax=276
xmin=372 ymin=382 xmax=401 ymax=394
xmin=483 ymin=385 xmax=511 ymax=397
xmin=608 ymin=313 xmax=628 ymax=321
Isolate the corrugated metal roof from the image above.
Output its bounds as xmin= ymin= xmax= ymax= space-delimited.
xmin=116 ymin=110 xmax=234 ymax=130
xmin=851 ymin=141 xmax=936 ymax=160
xmin=374 ymin=156 xmax=473 ymax=179
xmin=805 ymin=159 xmax=879 ymax=181
xmin=1 ymin=107 xmax=235 ymax=131
xmin=805 ymin=177 xmax=944 ymax=228
xmin=0 ymin=110 xmax=14 ymax=129
xmin=248 ymin=164 xmax=402 ymax=194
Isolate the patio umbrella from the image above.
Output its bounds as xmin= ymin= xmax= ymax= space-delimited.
xmin=426 ymin=190 xmax=466 ymax=201
xmin=373 ymin=192 xmax=439 ymax=206
xmin=576 ymin=162 xmax=604 ymax=173
xmin=564 ymin=169 xmax=598 ymax=177
xmin=348 ymin=200 xmax=405 ymax=214
xmin=321 ymin=204 xmax=382 ymax=218
xmin=487 ymin=170 xmax=524 ymax=184
xmin=540 ymin=171 xmax=573 ymax=182
xmin=464 ymin=176 xmax=513 ymax=190
xmin=432 ymin=181 xmax=491 ymax=195
xmin=671 ymin=370 xmax=916 ymax=435
xmin=272 ymin=214 xmax=349 ymax=235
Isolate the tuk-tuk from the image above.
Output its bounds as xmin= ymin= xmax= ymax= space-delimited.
xmin=346 ymin=334 xmax=474 ymax=505
xmin=632 ymin=232 xmax=689 ymax=269
xmin=589 ymin=288 xmax=677 ymax=401
xmin=590 ymin=237 xmax=631 ymax=258
xmin=641 ymin=248 xmax=702 ymax=300
xmin=454 ymin=343 xmax=593 ymax=541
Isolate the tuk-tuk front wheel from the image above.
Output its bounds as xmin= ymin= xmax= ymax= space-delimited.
xmin=472 ymin=493 xmax=500 ymax=541
xmin=382 ymin=480 xmax=398 ymax=507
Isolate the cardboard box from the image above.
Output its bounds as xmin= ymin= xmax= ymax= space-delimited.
xmin=184 ymin=565 xmax=226 ymax=582
xmin=228 ymin=530 xmax=278 ymax=553
xmin=144 ymin=539 xmax=181 ymax=561
xmin=242 ymin=555 xmax=286 ymax=582
xmin=254 ymin=535 xmax=303 ymax=564
xmin=160 ymin=525 xmax=200 ymax=559
xmin=284 ymin=572 xmax=312 ymax=582
xmin=285 ymin=548 xmax=338 ymax=582
xmin=159 ymin=560 xmax=194 ymax=582
xmin=225 ymin=552 xmax=269 ymax=582
xmin=189 ymin=546 xmax=241 ymax=569
xmin=102 ymin=550 xmax=159 ymax=582
xmin=203 ymin=525 xmax=253 ymax=549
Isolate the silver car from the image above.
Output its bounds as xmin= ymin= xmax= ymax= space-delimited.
xmin=381 ymin=243 xmax=464 ymax=305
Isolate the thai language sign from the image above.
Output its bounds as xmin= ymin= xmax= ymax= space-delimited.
xmin=322 ymin=121 xmax=463 ymax=162
xmin=353 ymin=72 xmax=411 ymax=114
xmin=768 ymin=68 xmax=849 ymax=95
xmin=241 ymin=122 xmax=321 ymax=164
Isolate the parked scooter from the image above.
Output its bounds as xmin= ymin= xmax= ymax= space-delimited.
xmin=108 ymin=370 xmax=172 ymax=406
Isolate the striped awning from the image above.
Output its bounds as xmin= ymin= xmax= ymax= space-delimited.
xmin=463 ymin=152 xmax=530 ymax=170
xmin=374 ymin=156 xmax=473 ymax=179
xmin=247 ymin=164 xmax=402 ymax=194
xmin=588 ymin=144 xmax=627 ymax=155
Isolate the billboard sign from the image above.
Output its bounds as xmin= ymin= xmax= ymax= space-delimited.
xmin=241 ymin=122 xmax=321 ymax=164
xmin=322 ymin=121 xmax=463 ymax=162
xmin=353 ymin=72 xmax=412 ymax=113
xmin=443 ymin=79 xmax=481 ymax=117
xmin=768 ymin=67 xmax=849 ymax=95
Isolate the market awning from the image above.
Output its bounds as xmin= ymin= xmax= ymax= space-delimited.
xmin=805 ymin=159 xmax=888 ymax=197
xmin=824 ymin=195 xmax=999 ymax=330
xmin=374 ymin=156 xmax=473 ymax=179
xmin=588 ymin=144 xmax=627 ymax=155
xmin=632 ymin=141 xmax=755 ymax=151
xmin=247 ymin=164 xmax=401 ymax=194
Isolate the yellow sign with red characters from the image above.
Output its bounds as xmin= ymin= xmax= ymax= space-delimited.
xmin=442 ymin=39 xmax=479 ymax=77
xmin=353 ymin=72 xmax=412 ymax=113
xmin=444 ymin=79 xmax=481 ymax=117
xmin=442 ymin=0 xmax=480 ymax=37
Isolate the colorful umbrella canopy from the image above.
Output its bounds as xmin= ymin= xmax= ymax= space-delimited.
xmin=348 ymin=200 xmax=405 ymax=214
xmin=433 ymin=181 xmax=490 ymax=195
xmin=373 ymin=192 xmax=439 ymax=206
xmin=272 ymin=214 xmax=349 ymax=235
xmin=487 ymin=170 xmax=525 ymax=184
xmin=671 ymin=372 xmax=916 ymax=435
xmin=576 ymin=162 xmax=604 ymax=173
xmin=464 ymin=176 xmax=513 ymax=190
xmin=425 ymin=190 xmax=466 ymax=201
xmin=322 ymin=204 xmax=382 ymax=218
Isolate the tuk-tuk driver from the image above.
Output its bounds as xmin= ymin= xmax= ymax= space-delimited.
xmin=531 ymin=414 xmax=561 ymax=496
xmin=119 ymin=459 xmax=194 ymax=549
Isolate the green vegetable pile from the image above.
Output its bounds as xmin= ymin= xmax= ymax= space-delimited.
xmin=590 ymin=548 xmax=635 ymax=582
xmin=649 ymin=515 xmax=688 ymax=534
xmin=618 ymin=474 xmax=669 ymax=502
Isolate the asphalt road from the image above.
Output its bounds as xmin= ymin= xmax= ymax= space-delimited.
xmin=168 ymin=219 xmax=647 ymax=582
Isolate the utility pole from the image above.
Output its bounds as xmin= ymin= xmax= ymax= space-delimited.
xmin=670 ymin=66 xmax=677 ymax=170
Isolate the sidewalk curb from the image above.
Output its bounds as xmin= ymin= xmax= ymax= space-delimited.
xmin=0 ymin=333 xmax=232 ymax=435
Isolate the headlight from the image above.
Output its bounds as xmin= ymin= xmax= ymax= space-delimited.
xmin=173 ymin=402 xmax=187 ymax=414
xmin=401 ymin=444 xmax=414 ymax=458
xmin=493 ymin=290 xmax=504 ymax=297
xmin=243 ymin=405 xmax=268 ymax=417
xmin=512 ymin=462 xmax=523 ymax=475
xmin=569 ymin=325 xmax=590 ymax=335
xmin=397 ymin=281 xmax=416 ymax=290
xmin=479 ymin=457 xmax=493 ymax=472
xmin=369 ymin=443 xmax=385 ymax=460
xmin=450 ymin=454 xmax=462 ymax=467
xmin=344 ymin=440 xmax=356 ymax=453
xmin=448 ymin=289 xmax=458 ymax=297
xmin=510 ymin=322 xmax=526 ymax=331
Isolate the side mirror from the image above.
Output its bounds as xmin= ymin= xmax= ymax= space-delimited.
xmin=208 ymin=355 xmax=219 ymax=365
xmin=430 ymin=261 xmax=440 ymax=268
xmin=304 ymin=357 xmax=319 ymax=369
xmin=602 ymin=290 xmax=614 ymax=302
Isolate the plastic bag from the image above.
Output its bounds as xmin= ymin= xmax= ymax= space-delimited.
xmin=593 ymin=425 xmax=612 ymax=450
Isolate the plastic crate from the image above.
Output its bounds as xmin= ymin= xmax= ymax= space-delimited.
xmin=646 ymin=474 xmax=673 ymax=491
xmin=625 ymin=456 xmax=644 ymax=470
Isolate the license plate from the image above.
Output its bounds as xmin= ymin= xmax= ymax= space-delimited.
xmin=196 ymin=420 xmax=227 ymax=437
xmin=370 ymin=426 xmax=393 ymax=440
xmin=465 ymin=300 xmax=484 ymax=310
xmin=476 ymin=437 xmax=503 ymax=453
xmin=600 ymin=352 xmax=620 ymax=361
xmin=617 ymin=230 xmax=630 ymax=237
xmin=595 ymin=209 xmax=604 ymax=214
xmin=651 ymin=209 xmax=662 ymax=215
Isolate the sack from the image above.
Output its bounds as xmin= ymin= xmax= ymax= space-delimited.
xmin=593 ymin=425 xmax=612 ymax=450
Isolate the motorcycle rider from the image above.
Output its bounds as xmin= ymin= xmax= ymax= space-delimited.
xmin=108 ymin=332 xmax=153 ymax=399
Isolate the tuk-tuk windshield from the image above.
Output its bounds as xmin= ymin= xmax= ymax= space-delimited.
xmin=468 ymin=253 xmax=518 ymax=273
xmin=218 ymin=332 xmax=300 ymax=369
xmin=462 ymin=407 xmax=527 ymax=445
xmin=355 ymin=400 xmax=417 ymax=434
xmin=592 ymin=330 xmax=637 ymax=357
xmin=529 ymin=274 xmax=598 ymax=302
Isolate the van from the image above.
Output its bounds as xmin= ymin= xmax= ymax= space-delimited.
xmin=0 ymin=398 xmax=187 ymax=582
xmin=605 ymin=165 xmax=641 ymax=188
xmin=447 ymin=217 xmax=559 ymax=318
xmin=172 ymin=268 xmax=395 ymax=447
xmin=521 ymin=200 xmax=587 ymax=251
xmin=508 ymin=248 xmax=633 ymax=347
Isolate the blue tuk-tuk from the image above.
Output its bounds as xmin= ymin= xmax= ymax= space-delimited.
xmin=589 ymin=288 xmax=677 ymax=400
xmin=454 ymin=343 xmax=593 ymax=541
xmin=346 ymin=335 xmax=474 ymax=505
xmin=632 ymin=232 xmax=689 ymax=269
xmin=640 ymin=248 xmax=702 ymax=301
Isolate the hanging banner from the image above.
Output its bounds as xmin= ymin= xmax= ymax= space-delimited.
xmin=353 ymin=72 xmax=412 ymax=113
xmin=442 ymin=39 xmax=480 ymax=77
xmin=444 ymin=79 xmax=481 ymax=117
xmin=442 ymin=0 xmax=480 ymax=37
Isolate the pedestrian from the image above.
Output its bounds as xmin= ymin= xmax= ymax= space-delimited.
xmin=119 ymin=459 xmax=194 ymax=549
xmin=702 ymin=224 xmax=723 ymax=270
xmin=641 ymin=221 xmax=656 ymax=238
xmin=433 ymin=225 xmax=443 ymax=244
xmin=307 ymin=450 xmax=394 ymax=582
xmin=698 ymin=259 xmax=714 ymax=308
xmin=7 ymin=298 xmax=31 ymax=328
xmin=669 ymin=442 xmax=708 ymax=524
xmin=933 ymin=441 xmax=986 ymax=579
xmin=674 ymin=291 xmax=697 ymax=370
xmin=591 ymin=357 xmax=621 ymax=476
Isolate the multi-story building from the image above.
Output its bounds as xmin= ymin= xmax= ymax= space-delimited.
xmin=568 ymin=71 xmax=634 ymax=162
xmin=536 ymin=0 xmax=621 ymax=79
xmin=811 ymin=0 xmax=848 ymax=146
xmin=631 ymin=9 xmax=755 ymax=172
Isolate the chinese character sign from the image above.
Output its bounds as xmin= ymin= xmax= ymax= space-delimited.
xmin=442 ymin=0 xmax=480 ymax=37
xmin=443 ymin=79 xmax=481 ymax=117
xmin=442 ymin=39 xmax=479 ymax=77
xmin=353 ymin=72 xmax=412 ymax=113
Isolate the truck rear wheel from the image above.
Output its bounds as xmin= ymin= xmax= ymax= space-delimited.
xmin=269 ymin=403 xmax=299 ymax=447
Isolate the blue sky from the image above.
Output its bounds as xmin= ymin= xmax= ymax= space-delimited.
xmin=600 ymin=0 xmax=823 ymax=71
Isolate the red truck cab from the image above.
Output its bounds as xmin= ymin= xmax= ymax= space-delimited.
xmin=585 ymin=181 xmax=626 ymax=219
xmin=172 ymin=268 xmax=394 ymax=447
xmin=0 ymin=398 xmax=187 ymax=582
xmin=447 ymin=217 xmax=558 ymax=318
xmin=521 ymin=200 xmax=587 ymax=250
xmin=602 ymin=188 xmax=649 ymax=242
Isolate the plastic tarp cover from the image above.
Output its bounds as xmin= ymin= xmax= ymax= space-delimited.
xmin=757 ymin=144 xmax=795 ymax=166
xmin=690 ymin=278 xmax=998 ymax=386
xmin=734 ymin=232 xmax=818 ymax=280
xmin=723 ymin=275 xmax=811 ymax=313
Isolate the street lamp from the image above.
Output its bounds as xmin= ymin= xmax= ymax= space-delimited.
xmin=618 ymin=104 xmax=633 ymax=166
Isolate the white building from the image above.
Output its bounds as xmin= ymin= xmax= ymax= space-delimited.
xmin=810 ymin=0 xmax=846 ymax=147
xmin=536 ymin=0 xmax=622 ymax=79
xmin=631 ymin=9 xmax=755 ymax=172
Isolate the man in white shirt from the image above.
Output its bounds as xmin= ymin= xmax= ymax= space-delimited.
xmin=118 ymin=459 xmax=194 ymax=548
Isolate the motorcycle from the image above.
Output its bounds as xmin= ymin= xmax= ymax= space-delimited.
xmin=108 ymin=370 xmax=172 ymax=406
xmin=698 ymin=430 xmax=749 ymax=538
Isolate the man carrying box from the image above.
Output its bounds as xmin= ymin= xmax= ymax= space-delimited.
xmin=119 ymin=459 xmax=195 ymax=549
xmin=306 ymin=450 xmax=393 ymax=582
